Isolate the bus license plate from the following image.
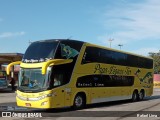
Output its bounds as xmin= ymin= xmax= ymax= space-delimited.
xmin=25 ymin=103 xmax=31 ymax=107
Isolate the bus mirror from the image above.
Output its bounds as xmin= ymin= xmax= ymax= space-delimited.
xmin=42 ymin=59 xmax=73 ymax=75
xmin=6 ymin=61 xmax=21 ymax=75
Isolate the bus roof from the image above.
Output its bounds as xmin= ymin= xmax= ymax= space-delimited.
xmin=33 ymin=39 xmax=84 ymax=44
xmin=31 ymin=39 xmax=152 ymax=60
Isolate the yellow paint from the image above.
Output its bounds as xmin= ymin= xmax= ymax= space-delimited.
xmin=20 ymin=62 xmax=44 ymax=68
xmin=16 ymin=87 xmax=67 ymax=108
xmin=6 ymin=61 xmax=21 ymax=75
xmin=13 ymin=42 xmax=153 ymax=109
xmin=20 ymin=59 xmax=73 ymax=74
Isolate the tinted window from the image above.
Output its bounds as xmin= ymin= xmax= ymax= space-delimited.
xmin=23 ymin=41 xmax=58 ymax=63
xmin=23 ymin=40 xmax=84 ymax=63
xmin=83 ymin=47 xmax=100 ymax=63
xmin=76 ymin=75 xmax=134 ymax=88
xmin=82 ymin=47 xmax=153 ymax=69
xmin=49 ymin=63 xmax=73 ymax=88
xmin=103 ymin=75 xmax=134 ymax=86
xmin=55 ymin=41 xmax=83 ymax=60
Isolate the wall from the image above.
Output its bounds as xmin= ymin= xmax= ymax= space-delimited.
xmin=154 ymin=74 xmax=160 ymax=88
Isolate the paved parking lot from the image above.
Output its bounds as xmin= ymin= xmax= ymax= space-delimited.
xmin=0 ymin=88 xmax=160 ymax=120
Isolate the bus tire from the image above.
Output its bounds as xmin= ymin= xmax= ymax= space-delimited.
xmin=131 ymin=90 xmax=138 ymax=102
xmin=73 ymin=94 xmax=85 ymax=109
xmin=138 ymin=90 xmax=145 ymax=101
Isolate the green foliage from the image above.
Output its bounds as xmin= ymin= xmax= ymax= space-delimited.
xmin=148 ymin=51 xmax=160 ymax=74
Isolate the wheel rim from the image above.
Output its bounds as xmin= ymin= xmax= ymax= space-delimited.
xmin=75 ymin=96 xmax=83 ymax=107
xmin=133 ymin=94 xmax=136 ymax=100
xmin=139 ymin=91 xmax=144 ymax=100
xmin=133 ymin=92 xmax=137 ymax=101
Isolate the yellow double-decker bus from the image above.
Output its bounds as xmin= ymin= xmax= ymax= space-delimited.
xmin=7 ymin=39 xmax=153 ymax=109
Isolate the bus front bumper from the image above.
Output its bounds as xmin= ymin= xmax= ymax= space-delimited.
xmin=16 ymin=96 xmax=53 ymax=109
xmin=16 ymin=90 xmax=55 ymax=109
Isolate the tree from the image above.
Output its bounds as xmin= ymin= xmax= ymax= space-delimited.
xmin=148 ymin=51 xmax=160 ymax=74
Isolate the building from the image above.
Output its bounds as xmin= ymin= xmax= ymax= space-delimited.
xmin=0 ymin=53 xmax=23 ymax=84
xmin=154 ymin=74 xmax=160 ymax=88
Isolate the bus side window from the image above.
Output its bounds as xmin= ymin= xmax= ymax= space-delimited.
xmin=54 ymin=74 xmax=63 ymax=86
xmin=50 ymin=64 xmax=72 ymax=88
xmin=82 ymin=47 xmax=100 ymax=64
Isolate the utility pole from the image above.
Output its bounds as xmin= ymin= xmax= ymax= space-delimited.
xmin=108 ymin=38 xmax=114 ymax=48
xmin=118 ymin=44 xmax=123 ymax=50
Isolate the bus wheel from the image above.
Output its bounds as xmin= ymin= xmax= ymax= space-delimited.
xmin=131 ymin=91 xmax=138 ymax=102
xmin=73 ymin=94 xmax=85 ymax=109
xmin=138 ymin=90 xmax=145 ymax=101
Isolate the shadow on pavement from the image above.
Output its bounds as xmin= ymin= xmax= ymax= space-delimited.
xmin=0 ymin=86 xmax=17 ymax=93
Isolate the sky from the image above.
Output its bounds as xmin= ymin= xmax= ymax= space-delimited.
xmin=0 ymin=0 xmax=160 ymax=56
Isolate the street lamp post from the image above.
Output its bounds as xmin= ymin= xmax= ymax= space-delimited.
xmin=118 ymin=44 xmax=123 ymax=50
xmin=108 ymin=39 xmax=114 ymax=48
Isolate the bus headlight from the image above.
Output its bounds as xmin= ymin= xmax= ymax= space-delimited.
xmin=41 ymin=101 xmax=48 ymax=106
xmin=36 ymin=92 xmax=56 ymax=100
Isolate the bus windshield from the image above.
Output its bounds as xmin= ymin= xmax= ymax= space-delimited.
xmin=18 ymin=68 xmax=50 ymax=92
xmin=22 ymin=40 xmax=59 ymax=63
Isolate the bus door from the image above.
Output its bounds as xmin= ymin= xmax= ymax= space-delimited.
xmin=51 ymin=76 xmax=71 ymax=107
xmin=51 ymin=73 xmax=65 ymax=108
xmin=50 ymin=65 xmax=72 ymax=108
xmin=51 ymin=86 xmax=71 ymax=108
xmin=52 ymin=86 xmax=65 ymax=108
